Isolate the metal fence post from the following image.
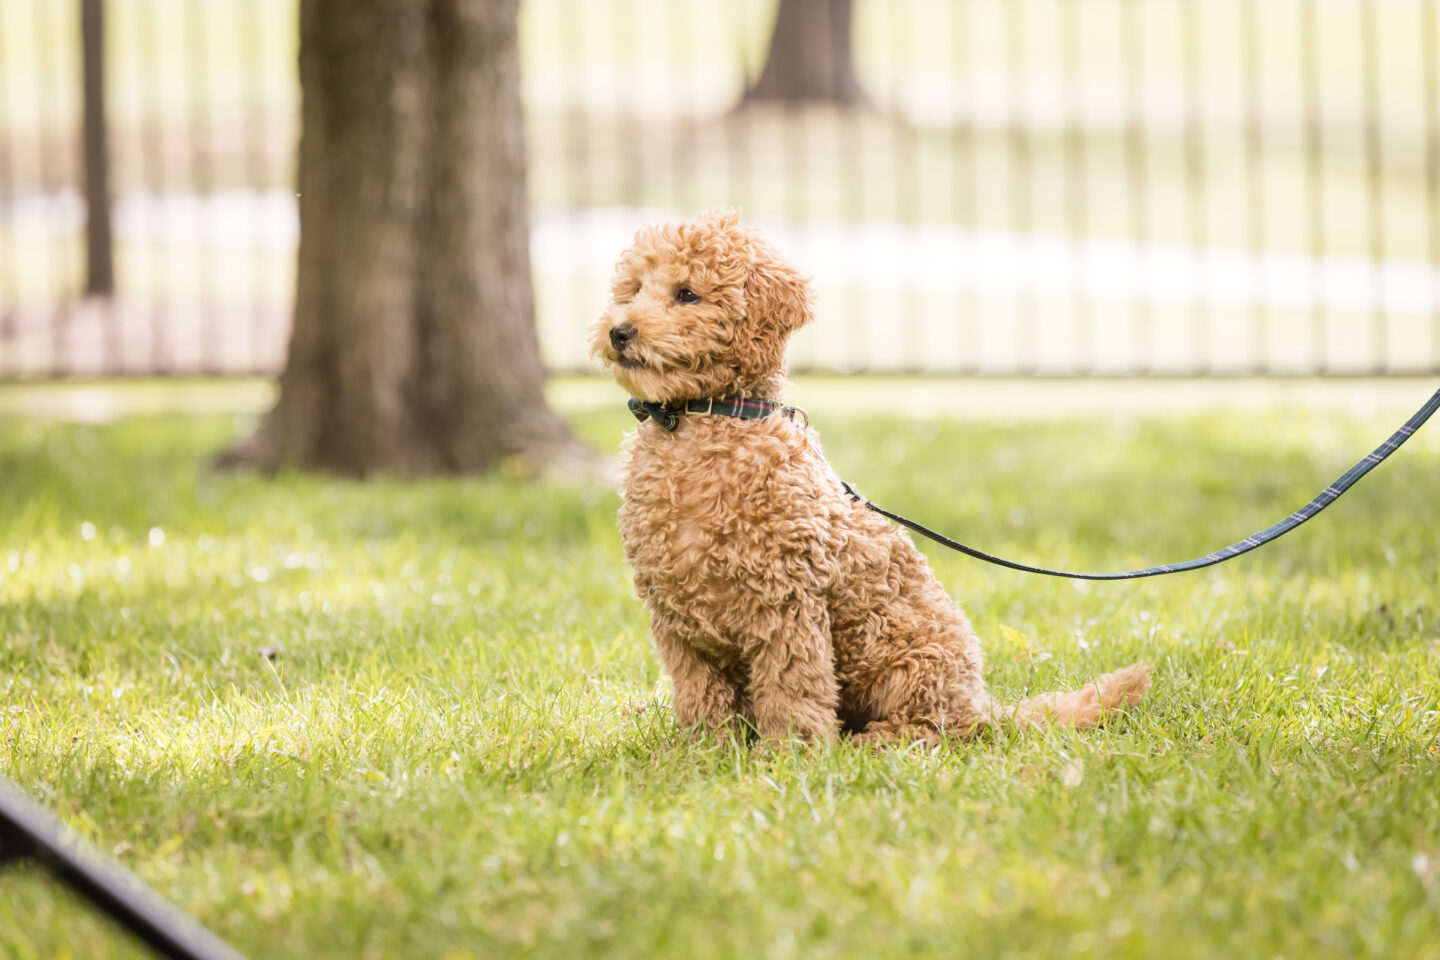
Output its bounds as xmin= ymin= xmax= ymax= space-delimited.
xmin=80 ymin=0 xmax=114 ymax=298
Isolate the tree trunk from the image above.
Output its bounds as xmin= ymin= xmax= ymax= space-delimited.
xmin=224 ymin=0 xmax=582 ymax=477
xmin=744 ymin=0 xmax=866 ymax=106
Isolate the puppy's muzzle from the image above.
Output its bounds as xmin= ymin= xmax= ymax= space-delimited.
xmin=609 ymin=324 xmax=637 ymax=353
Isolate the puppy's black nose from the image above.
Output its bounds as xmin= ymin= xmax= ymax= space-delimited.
xmin=609 ymin=324 xmax=637 ymax=352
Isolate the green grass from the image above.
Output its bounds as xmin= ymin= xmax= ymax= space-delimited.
xmin=2 ymin=378 xmax=1439 ymax=959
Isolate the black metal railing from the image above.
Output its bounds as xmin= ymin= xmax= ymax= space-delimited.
xmin=1 ymin=0 xmax=1437 ymax=378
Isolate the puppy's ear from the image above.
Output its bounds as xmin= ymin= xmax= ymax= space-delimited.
xmin=743 ymin=254 xmax=814 ymax=338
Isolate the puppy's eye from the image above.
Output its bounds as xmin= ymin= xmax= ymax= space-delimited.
xmin=676 ymin=288 xmax=701 ymax=304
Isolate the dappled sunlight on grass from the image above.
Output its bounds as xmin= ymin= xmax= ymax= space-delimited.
xmin=2 ymin=379 xmax=1439 ymax=958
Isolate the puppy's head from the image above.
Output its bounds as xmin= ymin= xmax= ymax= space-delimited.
xmin=588 ymin=210 xmax=814 ymax=403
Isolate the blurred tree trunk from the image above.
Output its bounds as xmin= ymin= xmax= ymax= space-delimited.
xmin=223 ymin=0 xmax=582 ymax=476
xmin=744 ymin=0 xmax=865 ymax=105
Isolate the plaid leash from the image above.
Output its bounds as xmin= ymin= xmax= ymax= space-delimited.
xmin=842 ymin=386 xmax=1440 ymax=581
xmin=628 ymin=396 xmax=808 ymax=431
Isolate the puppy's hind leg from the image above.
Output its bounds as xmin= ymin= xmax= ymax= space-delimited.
xmin=848 ymin=623 xmax=989 ymax=746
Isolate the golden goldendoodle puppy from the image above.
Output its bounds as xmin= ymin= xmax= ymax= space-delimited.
xmin=589 ymin=210 xmax=1151 ymax=744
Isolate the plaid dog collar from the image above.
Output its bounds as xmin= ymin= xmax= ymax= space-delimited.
xmin=627 ymin=396 xmax=809 ymax=432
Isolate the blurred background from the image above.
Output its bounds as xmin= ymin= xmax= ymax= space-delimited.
xmin=2 ymin=0 xmax=1439 ymax=379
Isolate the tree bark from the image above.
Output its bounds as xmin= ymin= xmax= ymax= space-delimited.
xmin=224 ymin=0 xmax=582 ymax=477
xmin=744 ymin=0 xmax=866 ymax=106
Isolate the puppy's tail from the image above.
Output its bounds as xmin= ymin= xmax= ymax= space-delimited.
xmin=986 ymin=662 xmax=1152 ymax=731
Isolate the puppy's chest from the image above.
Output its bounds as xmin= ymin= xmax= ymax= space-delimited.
xmin=616 ymin=424 xmax=819 ymax=587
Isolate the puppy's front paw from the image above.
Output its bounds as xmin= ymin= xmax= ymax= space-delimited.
xmin=682 ymin=715 xmax=754 ymax=746
xmin=754 ymin=723 xmax=839 ymax=754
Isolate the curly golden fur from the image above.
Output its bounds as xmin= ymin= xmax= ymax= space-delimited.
xmin=590 ymin=210 xmax=1152 ymax=743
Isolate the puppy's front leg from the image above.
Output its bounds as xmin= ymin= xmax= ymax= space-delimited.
xmin=746 ymin=596 xmax=840 ymax=742
xmin=651 ymin=610 xmax=750 ymax=737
